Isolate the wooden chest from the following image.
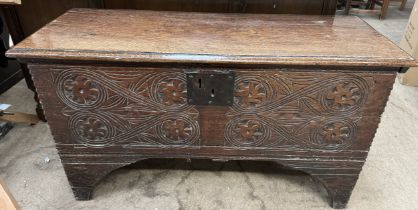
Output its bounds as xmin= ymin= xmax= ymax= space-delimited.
xmin=7 ymin=9 xmax=417 ymax=208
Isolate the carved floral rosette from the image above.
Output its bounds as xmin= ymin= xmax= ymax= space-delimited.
xmin=54 ymin=68 xmax=200 ymax=147
xmin=53 ymin=67 xmax=372 ymax=150
xmin=225 ymin=72 xmax=371 ymax=150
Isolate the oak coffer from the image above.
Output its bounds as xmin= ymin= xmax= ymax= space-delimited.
xmin=7 ymin=9 xmax=417 ymax=208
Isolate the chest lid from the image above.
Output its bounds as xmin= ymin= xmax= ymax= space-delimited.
xmin=6 ymin=8 xmax=417 ymax=68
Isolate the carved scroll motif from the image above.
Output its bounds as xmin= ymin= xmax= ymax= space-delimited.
xmin=54 ymin=68 xmax=200 ymax=148
xmin=226 ymin=73 xmax=371 ymax=150
xmin=54 ymin=67 xmax=371 ymax=150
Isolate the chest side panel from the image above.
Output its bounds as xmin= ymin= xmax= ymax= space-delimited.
xmin=30 ymin=64 xmax=395 ymax=153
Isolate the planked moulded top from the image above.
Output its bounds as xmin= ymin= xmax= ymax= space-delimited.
xmin=6 ymin=8 xmax=418 ymax=67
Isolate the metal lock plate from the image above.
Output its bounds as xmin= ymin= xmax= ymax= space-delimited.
xmin=186 ymin=70 xmax=235 ymax=106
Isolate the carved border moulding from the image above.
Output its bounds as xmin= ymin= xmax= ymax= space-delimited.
xmin=225 ymin=72 xmax=372 ymax=150
xmin=53 ymin=68 xmax=200 ymax=148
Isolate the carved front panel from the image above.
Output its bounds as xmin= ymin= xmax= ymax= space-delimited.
xmin=35 ymin=66 xmax=393 ymax=151
xmin=52 ymin=67 xmax=200 ymax=148
xmin=225 ymin=72 xmax=374 ymax=150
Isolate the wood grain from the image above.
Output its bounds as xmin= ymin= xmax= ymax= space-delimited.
xmin=13 ymin=0 xmax=92 ymax=37
xmin=6 ymin=9 xmax=413 ymax=209
xmin=0 ymin=112 xmax=39 ymax=124
xmin=0 ymin=0 xmax=20 ymax=5
xmin=8 ymin=0 xmax=337 ymax=40
xmin=30 ymin=65 xmax=395 ymax=149
xmin=103 ymin=0 xmax=337 ymax=15
xmin=7 ymin=9 xmax=417 ymax=67
xmin=0 ymin=177 xmax=19 ymax=210
xmin=28 ymin=63 xmax=396 ymax=208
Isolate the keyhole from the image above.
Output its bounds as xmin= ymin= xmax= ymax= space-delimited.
xmin=211 ymin=89 xmax=215 ymax=98
xmin=199 ymin=78 xmax=202 ymax=88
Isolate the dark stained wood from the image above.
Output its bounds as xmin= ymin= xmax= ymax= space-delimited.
xmin=6 ymin=9 xmax=417 ymax=209
xmin=2 ymin=0 xmax=338 ymax=121
xmin=369 ymin=0 xmax=391 ymax=20
xmin=0 ymin=61 xmax=23 ymax=94
xmin=400 ymin=0 xmax=408 ymax=10
xmin=0 ymin=9 xmax=23 ymax=94
xmin=103 ymin=0 xmax=337 ymax=15
xmin=10 ymin=0 xmax=337 ymax=40
xmin=14 ymin=0 xmax=92 ymax=37
xmin=7 ymin=9 xmax=416 ymax=67
xmin=0 ymin=8 xmax=23 ymax=95
xmin=28 ymin=63 xmax=396 ymax=209
xmin=1 ymin=6 xmax=45 ymax=120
